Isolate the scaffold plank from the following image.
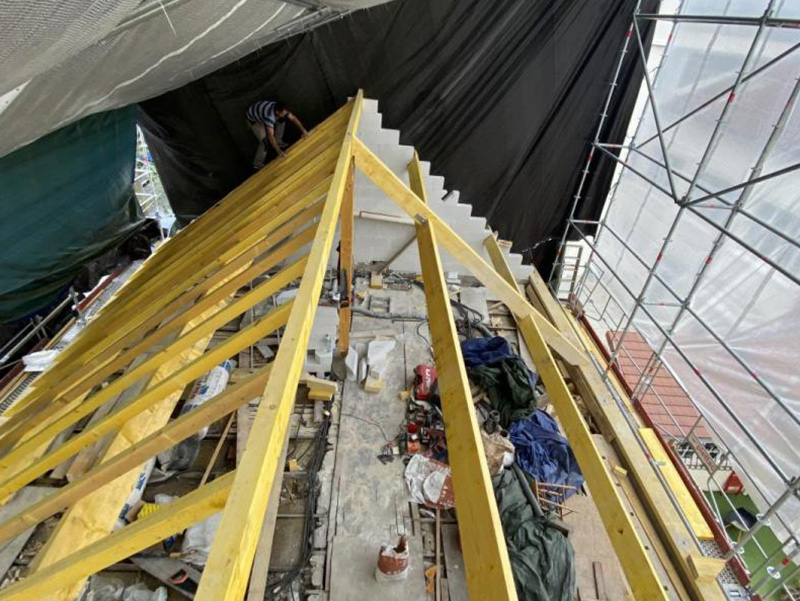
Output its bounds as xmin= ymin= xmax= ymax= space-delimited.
xmin=639 ymin=428 xmax=714 ymax=541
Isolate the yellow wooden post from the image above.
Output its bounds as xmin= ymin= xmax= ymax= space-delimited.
xmin=411 ymin=152 xmax=516 ymax=600
xmin=194 ymin=92 xmax=364 ymax=601
xmin=337 ymin=158 xmax=355 ymax=354
xmin=518 ymin=314 xmax=670 ymax=601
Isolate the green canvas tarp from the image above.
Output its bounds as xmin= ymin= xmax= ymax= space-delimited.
xmin=0 ymin=107 xmax=143 ymax=322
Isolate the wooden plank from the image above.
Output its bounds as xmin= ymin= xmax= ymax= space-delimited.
xmin=416 ymin=218 xmax=516 ymax=601
xmin=0 ymin=303 xmax=291 ymax=502
xmin=525 ymin=270 xmax=724 ymax=601
xmin=1 ymin=229 xmax=315 ymax=451
xmin=351 ymin=137 xmax=587 ymax=368
xmin=194 ymin=91 xmax=364 ymax=601
xmin=441 ymin=524 xmax=468 ymax=601
xmin=244 ymin=416 xmax=291 ymax=601
xmin=686 ymin=555 xmax=726 ymax=583
xmin=0 ymin=487 xmax=51 ymax=580
xmin=337 ymin=158 xmax=355 ymax=354
xmin=4 ymin=205 xmax=321 ymax=441
xmin=0 ymin=473 xmax=234 ymax=601
xmin=639 ymin=428 xmax=714 ymax=541
xmin=517 ymin=314 xmax=669 ymax=601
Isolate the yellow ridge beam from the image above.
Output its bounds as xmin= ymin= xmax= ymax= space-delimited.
xmin=194 ymin=91 xmax=364 ymax=601
xmin=413 ymin=154 xmax=516 ymax=599
xmin=351 ymin=137 xmax=587 ymax=368
xmin=0 ymin=473 xmax=234 ymax=601
xmin=0 ymin=301 xmax=294 ymax=499
xmin=1 ymin=223 xmax=318 ymax=446
xmin=0 ymin=367 xmax=271 ymax=544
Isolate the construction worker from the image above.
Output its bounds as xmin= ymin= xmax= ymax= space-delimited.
xmin=246 ymin=100 xmax=308 ymax=169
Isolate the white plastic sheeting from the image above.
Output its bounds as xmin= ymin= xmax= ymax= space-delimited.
xmin=0 ymin=0 xmax=391 ymax=158
xmin=592 ymin=0 xmax=800 ymax=533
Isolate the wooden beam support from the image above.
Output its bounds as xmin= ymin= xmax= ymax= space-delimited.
xmin=1 ymin=225 xmax=317 ymax=449
xmin=0 ymin=257 xmax=306 ymax=465
xmin=0 ymin=301 xmax=293 ymax=500
xmin=0 ymin=368 xmax=271 ymax=545
xmin=518 ymin=314 xmax=670 ymax=601
xmin=0 ymin=473 xmax=234 ymax=601
xmin=416 ymin=216 xmax=517 ymax=601
xmin=6 ymin=172 xmax=331 ymax=422
xmin=525 ymin=268 xmax=725 ymax=601
xmin=194 ymin=91 xmax=364 ymax=601
xmin=485 ymin=235 xmax=670 ymax=601
xmin=351 ymin=137 xmax=587 ymax=368
xmin=337 ymin=157 xmax=355 ymax=354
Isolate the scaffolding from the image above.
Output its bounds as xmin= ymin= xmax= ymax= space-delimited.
xmin=553 ymin=0 xmax=800 ymax=598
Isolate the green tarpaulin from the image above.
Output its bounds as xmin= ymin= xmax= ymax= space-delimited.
xmin=0 ymin=107 xmax=143 ymax=322
xmin=494 ymin=468 xmax=576 ymax=601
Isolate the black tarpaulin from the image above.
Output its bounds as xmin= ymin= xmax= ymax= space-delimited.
xmin=139 ymin=0 xmax=656 ymax=274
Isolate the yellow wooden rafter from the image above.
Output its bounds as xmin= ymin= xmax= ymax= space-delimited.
xmin=0 ymin=92 xmax=695 ymax=601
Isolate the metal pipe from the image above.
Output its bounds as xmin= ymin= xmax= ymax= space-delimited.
xmin=763 ymin=563 xmax=800 ymax=600
xmin=632 ymin=15 xmax=681 ymax=201
xmin=628 ymin=71 xmax=800 ymax=421
xmin=683 ymin=160 xmax=800 ymax=207
xmin=0 ymin=295 xmax=71 ymax=366
xmin=635 ymin=12 xmax=800 ymax=28
xmin=619 ymin=144 xmax=800 ymax=251
xmin=749 ymin=536 xmax=798 ymax=592
xmin=549 ymin=6 xmax=639 ymax=291
xmin=589 ymin=146 xmax=800 ymax=289
xmin=726 ymin=477 xmax=800 ymax=560
xmin=606 ymin=0 xmax=776 ymax=377
xmin=589 ymin=219 xmax=800 ymax=432
xmin=568 ymin=226 xmax=792 ymax=483
xmin=634 ymin=41 xmax=800 ymax=150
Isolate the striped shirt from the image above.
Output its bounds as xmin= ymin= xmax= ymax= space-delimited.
xmin=246 ymin=101 xmax=279 ymax=127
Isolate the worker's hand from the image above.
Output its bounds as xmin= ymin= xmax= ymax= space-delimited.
xmin=301 ymin=129 xmax=309 ymax=139
xmin=278 ymin=151 xmax=287 ymax=159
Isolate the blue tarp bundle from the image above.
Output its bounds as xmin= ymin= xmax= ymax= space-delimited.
xmin=509 ymin=410 xmax=584 ymax=497
xmin=461 ymin=336 xmax=536 ymax=390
